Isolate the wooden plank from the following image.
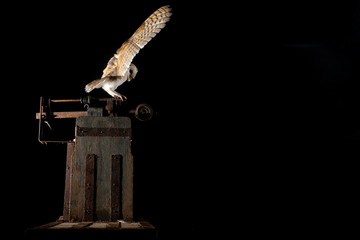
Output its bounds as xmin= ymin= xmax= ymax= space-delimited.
xmin=63 ymin=141 xmax=74 ymax=221
xmin=120 ymin=222 xmax=142 ymax=229
xmin=121 ymin=143 xmax=134 ymax=221
xmin=35 ymin=111 xmax=87 ymax=119
xmin=111 ymin=155 xmax=122 ymax=221
xmin=72 ymin=222 xmax=93 ymax=229
xmin=76 ymin=126 xmax=131 ymax=137
xmin=140 ymin=221 xmax=156 ymax=229
xmin=83 ymin=154 xmax=96 ymax=221
xmin=88 ymin=222 xmax=107 ymax=229
xmin=30 ymin=221 xmax=153 ymax=230
xmin=106 ymin=222 xmax=121 ymax=229
xmin=49 ymin=222 xmax=78 ymax=229
xmin=30 ymin=221 xmax=61 ymax=230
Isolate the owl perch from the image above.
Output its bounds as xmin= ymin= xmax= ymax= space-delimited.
xmin=85 ymin=5 xmax=172 ymax=101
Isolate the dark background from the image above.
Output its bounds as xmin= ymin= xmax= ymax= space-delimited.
xmin=2 ymin=0 xmax=359 ymax=238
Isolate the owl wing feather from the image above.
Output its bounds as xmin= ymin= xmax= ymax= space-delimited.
xmin=102 ymin=5 xmax=172 ymax=78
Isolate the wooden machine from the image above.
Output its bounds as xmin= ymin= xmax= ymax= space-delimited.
xmin=28 ymin=96 xmax=156 ymax=239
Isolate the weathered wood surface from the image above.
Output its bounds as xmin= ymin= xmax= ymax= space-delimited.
xmin=111 ymin=154 xmax=122 ymax=221
xmin=35 ymin=111 xmax=87 ymax=119
xmin=63 ymin=141 xmax=74 ymax=221
xmin=69 ymin=116 xmax=133 ymax=222
xmin=29 ymin=221 xmax=154 ymax=230
xmin=26 ymin=221 xmax=156 ymax=240
xmin=83 ymin=154 xmax=96 ymax=221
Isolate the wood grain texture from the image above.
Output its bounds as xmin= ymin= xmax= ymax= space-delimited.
xmin=69 ymin=117 xmax=133 ymax=221
xmin=83 ymin=154 xmax=95 ymax=221
xmin=111 ymin=154 xmax=122 ymax=221
xmin=63 ymin=141 xmax=74 ymax=221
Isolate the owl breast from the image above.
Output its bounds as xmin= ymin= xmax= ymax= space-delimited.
xmin=103 ymin=76 xmax=127 ymax=91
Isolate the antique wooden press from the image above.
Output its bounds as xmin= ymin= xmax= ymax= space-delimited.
xmin=35 ymin=96 xmax=154 ymax=226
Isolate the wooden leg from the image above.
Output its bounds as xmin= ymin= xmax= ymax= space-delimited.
xmin=83 ymin=154 xmax=96 ymax=221
xmin=111 ymin=154 xmax=122 ymax=221
xmin=63 ymin=141 xmax=74 ymax=221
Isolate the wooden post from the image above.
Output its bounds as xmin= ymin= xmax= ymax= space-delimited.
xmin=83 ymin=154 xmax=96 ymax=221
xmin=63 ymin=141 xmax=74 ymax=221
xmin=111 ymin=154 xmax=122 ymax=221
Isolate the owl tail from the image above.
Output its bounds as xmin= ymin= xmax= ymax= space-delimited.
xmin=85 ymin=78 xmax=105 ymax=93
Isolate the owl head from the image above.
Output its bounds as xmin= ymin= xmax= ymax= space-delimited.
xmin=129 ymin=64 xmax=138 ymax=81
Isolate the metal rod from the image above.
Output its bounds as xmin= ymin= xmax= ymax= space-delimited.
xmin=51 ymin=99 xmax=81 ymax=103
xmin=50 ymin=97 xmax=118 ymax=103
xmin=38 ymin=96 xmax=44 ymax=144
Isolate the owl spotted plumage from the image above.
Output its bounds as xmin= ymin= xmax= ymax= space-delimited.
xmin=85 ymin=5 xmax=172 ymax=100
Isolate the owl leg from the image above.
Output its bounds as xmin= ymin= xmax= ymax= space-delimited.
xmin=106 ymin=89 xmax=127 ymax=101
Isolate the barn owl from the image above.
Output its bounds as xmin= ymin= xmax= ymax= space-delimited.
xmin=85 ymin=5 xmax=172 ymax=100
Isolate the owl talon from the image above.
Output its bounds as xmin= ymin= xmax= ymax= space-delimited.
xmin=114 ymin=95 xmax=127 ymax=102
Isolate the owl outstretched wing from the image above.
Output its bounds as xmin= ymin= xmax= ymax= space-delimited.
xmin=102 ymin=5 xmax=172 ymax=78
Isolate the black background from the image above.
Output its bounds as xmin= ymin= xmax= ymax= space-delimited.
xmin=2 ymin=0 xmax=359 ymax=238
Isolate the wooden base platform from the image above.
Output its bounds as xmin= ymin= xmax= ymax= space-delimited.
xmin=25 ymin=221 xmax=157 ymax=240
